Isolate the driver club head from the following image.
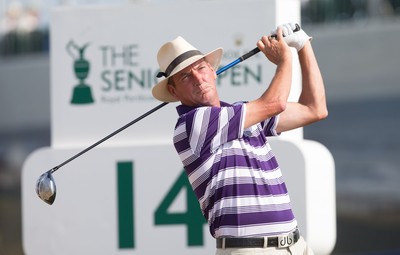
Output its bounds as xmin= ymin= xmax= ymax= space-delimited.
xmin=36 ymin=170 xmax=56 ymax=205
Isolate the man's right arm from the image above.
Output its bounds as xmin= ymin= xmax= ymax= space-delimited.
xmin=244 ymin=28 xmax=293 ymax=129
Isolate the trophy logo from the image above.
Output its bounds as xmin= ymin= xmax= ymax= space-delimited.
xmin=66 ymin=40 xmax=94 ymax=104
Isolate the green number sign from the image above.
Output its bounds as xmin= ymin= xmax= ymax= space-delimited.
xmin=117 ymin=161 xmax=135 ymax=249
xmin=117 ymin=161 xmax=206 ymax=249
xmin=154 ymin=169 xmax=206 ymax=246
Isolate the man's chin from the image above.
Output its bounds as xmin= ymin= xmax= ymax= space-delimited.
xmin=199 ymin=96 xmax=220 ymax=107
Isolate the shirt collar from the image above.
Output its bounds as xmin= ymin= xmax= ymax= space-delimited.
xmin=176 ymin=101 xmax=231 ymax=116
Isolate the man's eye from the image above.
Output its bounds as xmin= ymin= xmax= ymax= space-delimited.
xmin=181 ymin=74 xmax=190 ymax=81
xmin=197 ymin=65 xmax=207 ymax=72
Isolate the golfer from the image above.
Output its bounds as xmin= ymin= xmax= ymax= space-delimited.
xmin=152 ymin=23 xmax=326 ymax=255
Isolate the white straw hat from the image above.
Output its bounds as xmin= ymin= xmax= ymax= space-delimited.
xmin=152 ymin=36 xmax=223 ymax=102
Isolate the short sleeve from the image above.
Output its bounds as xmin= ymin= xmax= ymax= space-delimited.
xmin=261 ymin=114 xmax=280 ymax=137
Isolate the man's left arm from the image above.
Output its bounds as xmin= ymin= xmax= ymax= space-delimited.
xmin=276 ymin=40 xmax=328 ymax=133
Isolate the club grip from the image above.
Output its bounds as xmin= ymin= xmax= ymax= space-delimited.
xmin=271 ymin=23 xmax=301 ymax=38
xmin=240 ymin=47 xmax=261 ymax=61
xmin=238 ymin=23 xmax=300 ymax=62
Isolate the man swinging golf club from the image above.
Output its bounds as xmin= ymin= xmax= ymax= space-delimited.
xmin=152 ymin=23 xmax=327 ymax=255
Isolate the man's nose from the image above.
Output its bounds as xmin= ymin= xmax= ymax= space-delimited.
xmin=192 ymin=70 xmax=203 ymax=85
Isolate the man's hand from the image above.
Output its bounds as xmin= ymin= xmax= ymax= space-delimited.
xmin=271 ymin=23 xmax=312 ymax=52
xmin=257 ymin=27 xmax=292 ymax=66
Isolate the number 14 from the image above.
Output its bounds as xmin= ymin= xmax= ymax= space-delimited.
xmin=117 ymin=161 xmax=206 ymax=249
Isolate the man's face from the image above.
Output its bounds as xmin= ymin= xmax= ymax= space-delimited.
xmin=167 ymin=58 xmax=220 ymax=107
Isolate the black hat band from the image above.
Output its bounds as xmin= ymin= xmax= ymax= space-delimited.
xmin=157 ymin=50 xmax=203 ymax=78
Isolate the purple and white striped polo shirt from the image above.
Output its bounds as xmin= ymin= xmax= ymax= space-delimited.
xmin=173 ymin=101 xmax=297 ymax=238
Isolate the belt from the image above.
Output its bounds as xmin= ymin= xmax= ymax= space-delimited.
xmin=216 ymin=229 xmax=300 ymax=249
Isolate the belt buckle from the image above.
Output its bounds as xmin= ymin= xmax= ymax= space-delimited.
xmin=277 ymin=232 xmax=294 ymax=248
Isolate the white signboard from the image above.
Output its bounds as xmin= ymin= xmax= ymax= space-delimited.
xmin=50 ymin=0 xmax=301 ymax=148
xmin=22 ymin=140 xmax=336 ymax=255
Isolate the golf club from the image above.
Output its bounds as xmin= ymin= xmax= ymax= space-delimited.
xmin=36 ymin=24 xmax=301 ymax=205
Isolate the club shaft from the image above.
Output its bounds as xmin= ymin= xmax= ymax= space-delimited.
xmin=216 ymin=23 xmax=300 ymax=75
xmin=216 ymin=47 xmax=261 ymax=75
xmin=52 ymin=35 xmax=295 ymax=173
xmin=52 ymin=101 xmax=169 ymax=172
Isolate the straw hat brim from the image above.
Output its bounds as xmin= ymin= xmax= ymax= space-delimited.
xmin=152 ymin=48 xmax=223 ymax=102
